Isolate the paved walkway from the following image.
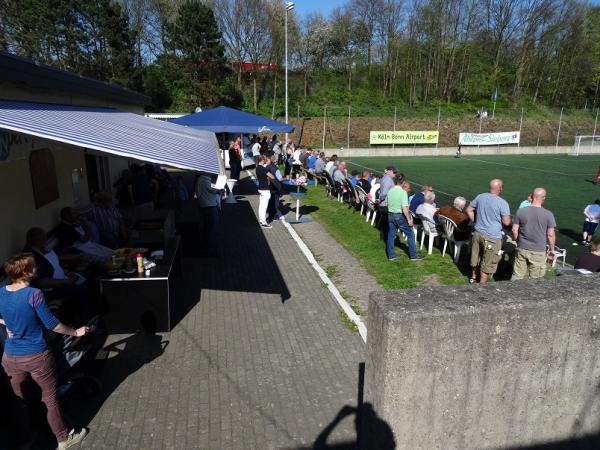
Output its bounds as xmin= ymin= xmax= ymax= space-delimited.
xmin=72 ymin=177 xmax=365 ymax=450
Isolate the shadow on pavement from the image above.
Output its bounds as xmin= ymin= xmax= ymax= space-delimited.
xmin=65 ymin=329 xmax=168 ymax=430
xmin=286 ymin=362 xmax=396 ymax=450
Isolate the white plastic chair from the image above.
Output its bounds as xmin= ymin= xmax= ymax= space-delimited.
xmin=549 ymin=244 xmax=566 ymax=267
xmin=418 ymin=214 xmax=439 ymax=255
xmin=438 ymin=215 xmax=470 ymax=263
xmin=410 ymin=211 xmax=423 ymax=247
xmin=365 ymin=187 xmax=379 ymax=225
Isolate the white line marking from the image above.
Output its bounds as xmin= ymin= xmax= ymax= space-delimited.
xmin=460 ymin=157 xmax=589 ymax=176
xmin=283 ymin=220 xmax=368 ymax=342
xmin=244 ymin=169 xmax=368 ymax=343
xmin=515 ymin=155 xmax=592 ymax=163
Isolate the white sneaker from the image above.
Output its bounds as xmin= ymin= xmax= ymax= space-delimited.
xmin=57 ymin=428 xmax=88 ymax=450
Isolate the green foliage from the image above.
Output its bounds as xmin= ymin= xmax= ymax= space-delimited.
xmin=158 ymin=0 xmax=242 ymax=111
xmin=143 ymin=65 xmax=172 ymax=111
xmin=1 ymin=0 xmax=139 ymax=89
xmin=324 ymin=264 xmax=338 ymax=279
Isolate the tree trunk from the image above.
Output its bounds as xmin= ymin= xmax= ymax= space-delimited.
xmin=304 ymin=70 xmax=308 ymax=97
xmin=271 ymin=72 xmax=277 ymax=118
xmin=348 ymin=65 xmax=352 ymax=92
xmin=253 ymin=75 xmax=257 ymax=112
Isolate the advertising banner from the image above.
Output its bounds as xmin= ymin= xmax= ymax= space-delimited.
xmin=459 ymin=131 xmax=520 ymax=146
xmin=370 ymin=131 xmax=439 ymax=145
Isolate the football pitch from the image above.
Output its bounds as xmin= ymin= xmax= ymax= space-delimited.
xmin=346 ymin=154 xmax=600 ymax=265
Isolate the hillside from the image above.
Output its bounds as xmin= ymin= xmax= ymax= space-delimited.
xmin=287 ymin=114 xmax=598 ymax=149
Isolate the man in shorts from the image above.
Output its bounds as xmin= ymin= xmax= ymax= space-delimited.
xmin=466 ymin=179 xmax=511 ymax=283
xmin=582 ymin=200 xmax=600 ymax=246
xmin=511 ymin=188 xmax=556 ymax=280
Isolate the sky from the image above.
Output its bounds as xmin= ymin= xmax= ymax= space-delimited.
xmin=292 ymin=0 xmax=349 ymax=18
xmin=292 ymin=0 xmax=600 ymax=18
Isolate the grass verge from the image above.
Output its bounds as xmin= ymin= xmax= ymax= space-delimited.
xmin=302 ymin=185 xmax=467 ymax=290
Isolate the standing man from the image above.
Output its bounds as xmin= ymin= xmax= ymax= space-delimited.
xmin=582 ymin=200 xmax=600 ymax=246
xmin=195 ymin=174 xmax=222 ymax=257
xmin=386 ymin=175 xmax=423 ymax=261
xmin=378 ymin=166 xmax=397 ymax=207
xmin=228 ymin=140 xmax=242 ymax=180
xmin=467 ymin=179 xmax=511 ymax=283
xmin=251 ymin=138 xmax=262 ymax=165
xmin=378 ymin=166 xmax=400 ymax=240
xmin=511 ymin=188 xmax=556 ymax=280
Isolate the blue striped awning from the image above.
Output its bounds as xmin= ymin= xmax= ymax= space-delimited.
xmin=0 ymin=100 xmax=223 ymax=174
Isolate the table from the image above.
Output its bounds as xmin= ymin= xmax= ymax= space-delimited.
xmin=100 ymin=236 xmax=182 ymax=333
xmin=282 ymin=179 xmax=315 ymax=224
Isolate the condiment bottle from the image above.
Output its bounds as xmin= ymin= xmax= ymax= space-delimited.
xmin=136 ymin=252 xmax=144 ymax=273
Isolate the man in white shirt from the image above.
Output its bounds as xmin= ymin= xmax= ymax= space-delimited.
xmin=415 ymin=191 xmax=437 ymax=223
xmin=582 ymin=200 xmax=600 ymax=246
xmin=251 ymin=139 xmax=262 ymax=164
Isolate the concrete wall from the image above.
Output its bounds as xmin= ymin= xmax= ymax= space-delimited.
xmin=323 ymin=145 xmax=582 ymax=158
xmin=0 ymin=140 xmax=89 ymax=262
xmin=365 ymin=276 xmax=600 ymax=450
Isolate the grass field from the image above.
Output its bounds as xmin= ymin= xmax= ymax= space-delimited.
xmin=344 ymin=154 xmax=600 ymax=265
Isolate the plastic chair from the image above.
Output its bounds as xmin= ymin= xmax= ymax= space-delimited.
xmin=549 ymin=244 xmax=566 ymax=268
xmin=322 ymin=171 xmax=335 ymax=197
xmin=438 ymin=215 xmax=470 ymax=262
xmin=365 ymin=187 xmax=380 ymax=225
xmin=344 ymin=180 xmax=358 ymax=205
xmin=418 ymin=214 xmax=439 ymax=255
xmin=410 ymin=211 xmax=423 ymax=247
xmin=354 ymin=185 xmax=368 ymax=216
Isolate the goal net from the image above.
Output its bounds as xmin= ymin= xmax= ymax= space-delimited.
xmin=570 ymin=135 xmax=600 ymax=156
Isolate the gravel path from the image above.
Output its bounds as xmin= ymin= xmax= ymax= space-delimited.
xmin=291 ymin=214 xmax=381 ymax=317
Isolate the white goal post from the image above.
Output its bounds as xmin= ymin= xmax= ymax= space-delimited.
xmin=570 ymin=135 xmax=600 ymax=156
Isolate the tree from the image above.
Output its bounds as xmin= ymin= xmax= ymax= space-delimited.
xmin=162 ymin=0 xmax=241 ymax=110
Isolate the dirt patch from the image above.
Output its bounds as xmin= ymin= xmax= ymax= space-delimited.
xmin=422 ymin=273 xmax=442 ymax=286
xmin=289 ymin=116 xmax=595 ymax=148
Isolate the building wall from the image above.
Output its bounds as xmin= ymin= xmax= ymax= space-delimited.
xmin=0 ymin=82 xmax=145 ymax=114
xmin=0 ymin=142 xmax=89 ymax=263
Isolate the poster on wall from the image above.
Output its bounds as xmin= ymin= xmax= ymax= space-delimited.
xmin=0 ymin=130 xmax=31 ymax=163
xmin=370 ymin=131 xmax=439 ymax=145
xmin=0 ymin=130 xmax=51 ymax=163
xmin=459 ymin=131 xmax=520 ymax=146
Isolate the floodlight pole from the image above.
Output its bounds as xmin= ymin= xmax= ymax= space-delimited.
xmin=347 ymin=105 xmax=351 ymax=150
xmin=593 ymin=109 xmax=599 ymax=150
xmin=436 ymin=106 xmax=441 ymax=149
xmin=322 ymin=106 xmax=326 ymax=151
xmin=556 ymin=107 xmax=563 ymax=150
xmin=392 ymin=106 xmax=397 ymax=151
xmin=518 ymin=107 xmax=523 ymax=149
xmin=284 ymin=2 xmax=294 ymax=149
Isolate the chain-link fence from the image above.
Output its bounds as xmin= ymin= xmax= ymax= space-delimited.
xmin=287 ymin=104 xmax=600 ymax=150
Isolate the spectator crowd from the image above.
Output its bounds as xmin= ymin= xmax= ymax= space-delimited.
xmin=252 ymin=144 xmax=600 ymax=282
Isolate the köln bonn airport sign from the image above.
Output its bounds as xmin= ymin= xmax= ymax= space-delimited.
xmin=370 ymin=131 xmax=439 ymax=145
